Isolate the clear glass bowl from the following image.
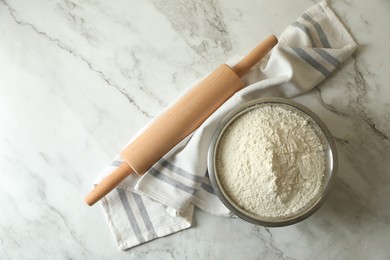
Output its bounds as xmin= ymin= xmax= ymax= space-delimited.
xmin=207 ymin=97 xmax=338 ymax=226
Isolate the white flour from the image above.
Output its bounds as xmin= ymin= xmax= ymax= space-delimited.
xmin=216 ymin=104 xmax=325 ymax=218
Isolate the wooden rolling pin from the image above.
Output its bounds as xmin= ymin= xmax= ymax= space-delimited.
xmin=85 ymin=35 xmax=278 ymax=206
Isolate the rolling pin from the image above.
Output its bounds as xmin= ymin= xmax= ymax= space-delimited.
xmin=85 ymin=35 xmax=278 ymax=206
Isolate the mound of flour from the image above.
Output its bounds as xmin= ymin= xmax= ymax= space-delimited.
xmin=216 ymin=104 xmax=325 ymax=218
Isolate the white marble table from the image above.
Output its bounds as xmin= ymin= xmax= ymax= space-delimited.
xmin=1 ymin=0 xmax=389 ymax=259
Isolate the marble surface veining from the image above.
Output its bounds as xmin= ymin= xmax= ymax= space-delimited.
xmin=1 ymin=0 xmax=390 ymax=259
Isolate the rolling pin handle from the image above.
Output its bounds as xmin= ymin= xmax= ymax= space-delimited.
xmin=232 ymin=35 xmax=278 ymax=78
xmin=84 ymin=162 xmax=133 ymax=206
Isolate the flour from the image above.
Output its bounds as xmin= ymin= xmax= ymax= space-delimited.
xmin=216 ymin=104 xmax=325 ymax=218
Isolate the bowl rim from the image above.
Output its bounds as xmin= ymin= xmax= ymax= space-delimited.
xmin=207 ymin=97 xmax=338 ymax=227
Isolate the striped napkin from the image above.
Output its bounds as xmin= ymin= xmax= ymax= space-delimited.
xmin=94 ymin=1 xmax=357 ymax=250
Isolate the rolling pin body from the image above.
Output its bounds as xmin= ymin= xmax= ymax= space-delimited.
xmin=122 ymin=64 xmax=243 ymax=174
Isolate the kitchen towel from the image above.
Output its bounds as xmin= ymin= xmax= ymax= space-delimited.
xmin=94 ymin=1 xmax=357 ymax=250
